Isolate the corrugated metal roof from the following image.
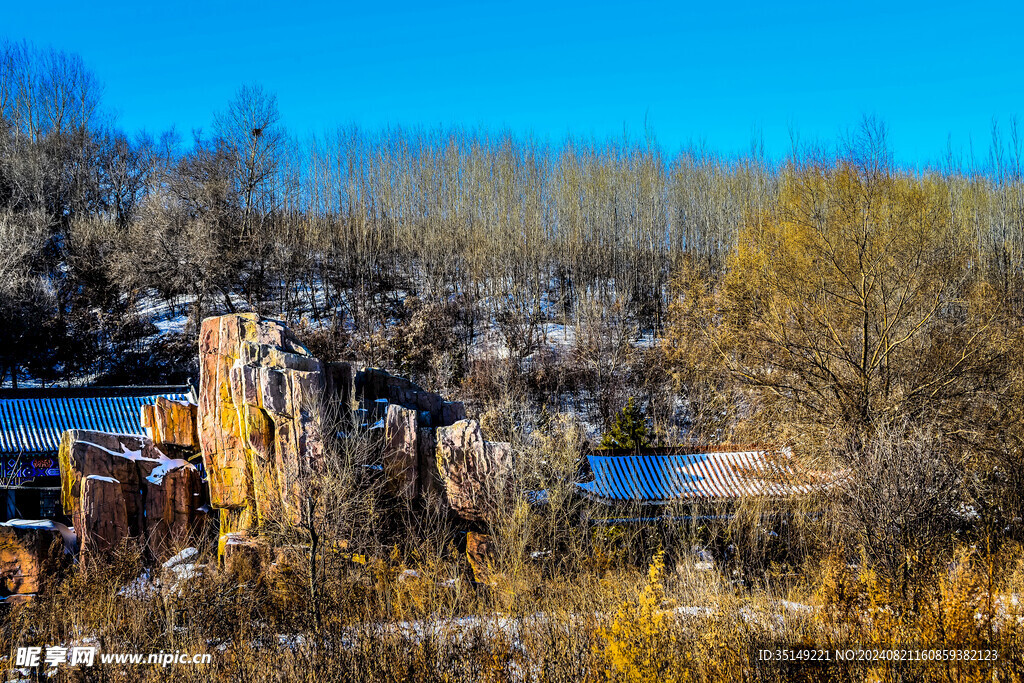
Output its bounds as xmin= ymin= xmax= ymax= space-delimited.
xmin=0 ymin=391 xmax=190 ymax=454
xmin=576 ymin=449 xmax=817 ymax=504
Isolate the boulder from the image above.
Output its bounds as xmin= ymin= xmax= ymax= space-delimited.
xmin=0 ymin=520 xmax=75 ymax=596
xmin=142 ymin=397 xmax=199 ymax=448
xmin=218 ymin=532 xmax=268 ymax=581
xmin=383 ymin=404 xmax=418 ymax=501
xmin=435 ymin=420 xmax=513 ymax=523
xmin=80 ymin=475 xmax=129 ymax=556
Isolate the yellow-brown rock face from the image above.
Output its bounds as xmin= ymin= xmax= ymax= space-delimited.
xmin=198 ymin=313 xmax=326 ymax=530
xmin=141 ymin=397 xmax=199 ymax=449
xmin=435 ymin=420 xmax=513 ymax=523
xmin=383 ymin=404 xmax=418 ymax=501
xmin=0 ymin=521 xmax=74 ymax=597
xmin=465 ymin=531 xmax=496 ymax=586
xmin=58 ymin=430 xmax=202 ymax=562
xmin=218 ymin=532 xmax=268 ymax=581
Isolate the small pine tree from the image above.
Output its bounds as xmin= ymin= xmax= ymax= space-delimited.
xmin=600 ymin=398 xmax=652 ymax=451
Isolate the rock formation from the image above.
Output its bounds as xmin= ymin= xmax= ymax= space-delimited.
xmin=371 ymin=371 xmax=469 ymax=506
xmin=198 ymin=313 xmax=327 ymax=531
xmin=358 ymin=367 xmax=466 ymax=428
xmin=435 ymin=420 xmax=513 ymax=523
xmin=141 ymin=397 xmax=200 ymax=449
xmin=58 ymin=429 xmax=202 ymax=561
xmin=79 ymin=475 xmax=129 ymax=556
xmin=2 ymin=314 xmax=516 ymax=592
xmin=59 ymin=430 xmax=159 ymax=538
xmin=465 ymin=531 xmax=496 ymax=586
xmin=218 ymin=531 xmax=267 ymax=581
xmin=383 ymin=404 xmax=418 ymax=500
xmin=145 ymin=459 xmax=204 ymax=559
xmin=0 ymin=520 xmax=75 ymax=599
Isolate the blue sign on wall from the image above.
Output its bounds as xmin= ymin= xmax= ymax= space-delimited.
xmin=2 ymin=456 xmax=60 ymax=480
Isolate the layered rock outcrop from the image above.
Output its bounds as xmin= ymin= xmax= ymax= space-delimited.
xmin=58 ymin=430 xmax=202 ymax=561
xmin=3 ymin=312 xmax=518 ymax=596
xmin=369 ymin=370 xmax=470 ymax=506
xmin=141 ymin=397 xmax=200 ymax=449
xmin=195 ymin=314 xmax=481 ymax=531
xmin=358 ymin=368 xmax=466 ymax=428
xmin=198 ymin=313 xmax=328 ymax=531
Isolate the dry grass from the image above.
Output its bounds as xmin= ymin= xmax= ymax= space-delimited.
xmin=3 ymin=424 xmax=1023 ymax=682
xmin=3 ymin=534 xmax=1022 ymax=681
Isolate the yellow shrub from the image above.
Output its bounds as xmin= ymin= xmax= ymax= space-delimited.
xmin=596 ymin=550 xmax=680 ymax=682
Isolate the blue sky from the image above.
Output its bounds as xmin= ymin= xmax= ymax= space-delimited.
xmin=5 ymin=0 xmax=1023 ymax=166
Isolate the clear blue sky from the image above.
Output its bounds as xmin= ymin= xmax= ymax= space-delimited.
xmin=5 ymin=0 xmax=1023 ymax=166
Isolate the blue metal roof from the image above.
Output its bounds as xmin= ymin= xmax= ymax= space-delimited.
xmin=0 ymin=390 xmax=190 ymax=455
xmin=577 ymin=449 xmax=814 ymax=504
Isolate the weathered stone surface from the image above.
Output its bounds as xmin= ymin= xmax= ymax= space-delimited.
xmin=416 ymin=427 xmax=444 ymax=504
xmin=357 ymin=367 xmax=459 ymax=428
xmin=58 ymin=430 xmax=160 ymax=538
xmin=218 ymin=507 xmax=254 ymax=537
xmin=0 ymin=521 xmax=74 ymax=596
xmin=199 ymin=314 xmax=256 ymax=510
xmin=58 ymin=429 xmax=204 ymax=562
xmin=144 ymin=460 xmax=202 ymax=560
xmin=441 ymin=401 xmax=467 ymax=427
xmin=241 ymin=405 xmax=278 ymax=524
xmin=324 ymin=361 xmax=356 ymax=418
xmin=435 ymin=420 xmax=513 ymax=523
xmin=383 ymin=405 xmax=418 ymax=500
xmin=142 ymin=397 xmax=199 ymax=448
xmin=198 ymin=313 xmax=327 ymax=529
xmin=465 ymin=531 xmax=496 ymax=586
xmin=80 ymin=475 xmax=129 ymax=556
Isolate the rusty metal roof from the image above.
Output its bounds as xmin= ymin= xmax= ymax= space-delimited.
xmin=576 ymin=448 xmax=819 ymax=504
xmin=0 ymin=388 xmax=190 ymax=455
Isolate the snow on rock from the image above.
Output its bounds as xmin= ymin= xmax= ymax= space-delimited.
xmin=1 ymin=520 xmax=76 ymax=597
xmin=145 ymin=459 xmax=195 ymax=486
xmin=83 ymin=474 xmax=120 ymax=484
xmin=118 ymin=443 xmax=166 ymax=465
xmin=162 ymin=547 xmax=200 ymax=570
xmin=2 ymin=519 xmax=78 ymax=554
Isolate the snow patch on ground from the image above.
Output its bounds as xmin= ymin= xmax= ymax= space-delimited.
xmin=163 ymin=547 xmax=199 ymax=569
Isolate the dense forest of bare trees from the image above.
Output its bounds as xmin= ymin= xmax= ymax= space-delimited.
xmin=3 ymin=40 xmax=1024 ymax=434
